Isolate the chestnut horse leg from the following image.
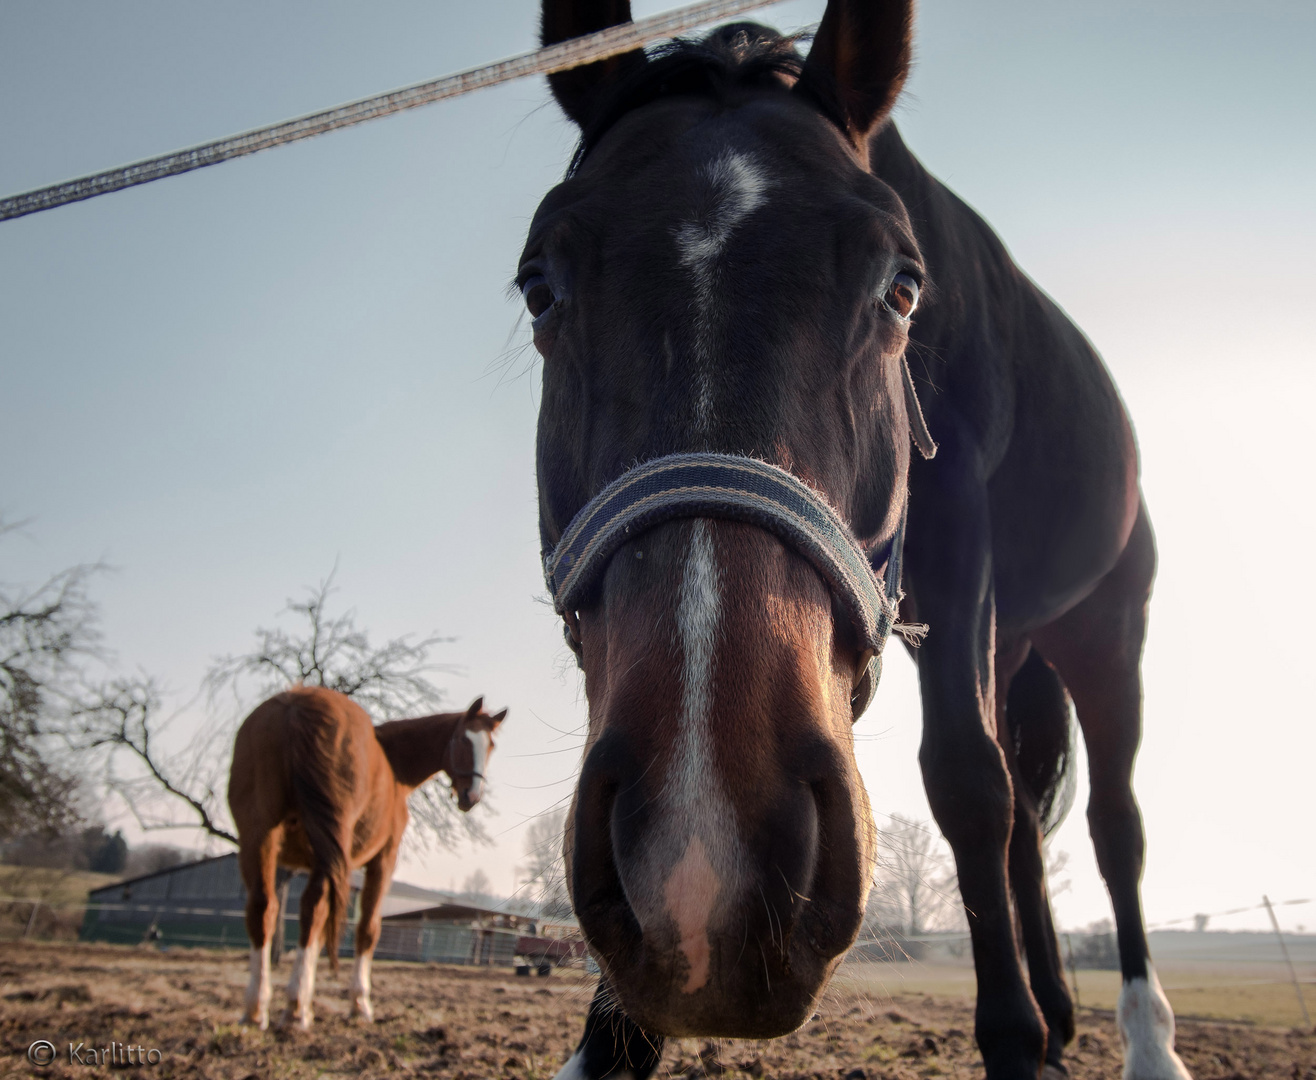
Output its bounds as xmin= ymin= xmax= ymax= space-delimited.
xmin=350 ymin=841 xmax=399 ymax=1022
xmin=553 ymin=978 xmax=665 ymax=1080
xmin=284 ymin=867 xmax=333 ymax=1030
xmin=1033 ymin=504 xmax=1190 ymax=1080
xmin=1000 ymin=648 xmax=1077 ymax=1076
xmin=907 ymin=443 xmax=1047 ymax=1078
xmin=239 ymin=826 xmax=282 ymax=1029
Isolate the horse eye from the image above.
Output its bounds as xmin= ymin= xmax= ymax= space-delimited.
xmin=884 ymin=272 xmax=920 ymax=320
xmin=522 ymin=274 xmax=556 ymax=320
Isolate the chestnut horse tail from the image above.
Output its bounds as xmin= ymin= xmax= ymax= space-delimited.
xmin=1005 ymin=648 xmax=1077 ymax=837
xmin=286 ymin=693 xmax=351 ymax=972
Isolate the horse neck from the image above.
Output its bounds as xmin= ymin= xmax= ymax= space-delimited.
xmin=372 ymin=712 xmax=464 ymax=790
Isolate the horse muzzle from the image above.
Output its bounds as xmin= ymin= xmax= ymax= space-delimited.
xmin=565 ymin=523 xmax=876 ymax=1038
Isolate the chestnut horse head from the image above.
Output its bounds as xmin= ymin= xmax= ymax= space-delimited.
xmin=525 ymin=0 xmax=928 ymax=1038
xmin=447 ymin=696 xmax=508 ymax=811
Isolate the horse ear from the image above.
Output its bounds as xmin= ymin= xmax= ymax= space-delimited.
xmin=465 ymin=696 xmax=484 ymax=718
xmin=491 ymin=709 xmax=508 ymax=725
xmin=542 ymin=0 xmax=646 ymax=129
xmin=798 ymin=0 xmax=913 ymax=155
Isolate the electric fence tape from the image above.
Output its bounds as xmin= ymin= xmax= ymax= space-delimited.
xmin=0 ymin=0 xmax=777 ymax=222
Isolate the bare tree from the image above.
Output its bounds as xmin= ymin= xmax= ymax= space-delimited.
xmin=72 ymin=676 xmax=237 ymax=844
xmin=459 ymin=868 xmax=496 ymax=908
xmin=1046 ymin=845 xmax=1072 ymax=899
xmin=205 ymin=570 xmax=455 ymax=719
xmin=73 ymin=570 xmax=478 ymax=850
xmin=0 ymin=524 xmax=102 ymax=839
xmin=518 ymin=809 xmax=572 ymax=920
xmin=867 ymin=813 xmax=963 ymax=937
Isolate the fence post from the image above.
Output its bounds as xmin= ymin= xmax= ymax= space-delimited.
xmin=1064 ymin=933 xmax=1081 ymax=1010
xmin=23 ymin=901 xmax=40 ymax=939
xmin=1262 ymin=894 xmax=1311 ymax=1029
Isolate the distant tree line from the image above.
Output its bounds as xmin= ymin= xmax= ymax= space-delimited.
xmin=0 ymin=826 xmax=191 ymax=879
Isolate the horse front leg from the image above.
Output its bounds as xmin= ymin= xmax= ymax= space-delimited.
xmin=905 ymin=462 xmax=1046 ymax=1078
xmin=553 ymin=977 xmax=665 ymax=1080
xmin=351 ymin=841 xmax=399 ymax=1022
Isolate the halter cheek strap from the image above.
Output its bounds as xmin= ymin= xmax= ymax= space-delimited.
xmin=542 ymin=452 xmax=920 ymax=719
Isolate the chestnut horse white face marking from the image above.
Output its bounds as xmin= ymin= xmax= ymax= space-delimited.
xmin=464 ymin=728 xmax=492 ymax=805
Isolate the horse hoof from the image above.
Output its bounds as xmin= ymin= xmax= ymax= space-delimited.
xmin=1042 ymin=1066 xmax=1070 ymax=1080
xmin=351 ymin=1000 xmax=374 ymax=1023
xmin=277 ymin=1008 xmax=312 ymax=1032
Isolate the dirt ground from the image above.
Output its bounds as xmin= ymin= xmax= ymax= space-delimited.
xmin=1 ymin=942 xmax=1312 ymax=1080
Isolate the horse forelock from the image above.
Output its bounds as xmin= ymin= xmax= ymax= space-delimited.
xmin=568 ymin=26 xmax=848 ymax=177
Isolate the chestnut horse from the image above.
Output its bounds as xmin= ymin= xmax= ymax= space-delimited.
xmin=524 ymin=3 xmax=1189 ymax=1079
xmin=228 ymin=687 xmax=505 ymax=1029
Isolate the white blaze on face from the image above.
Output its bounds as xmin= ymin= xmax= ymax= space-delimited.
xmin=464 ymin=728 xmax=491 ymax=804
xmin=674 ymin=150 xmax=770 ymax=432
xmin=651 ymin=520 xmax=746 ymax=991
xmin=664 ymin=834 xmax=721 ymax=992
xmin=1117 ymin=968 xmax=1192 ymax=1080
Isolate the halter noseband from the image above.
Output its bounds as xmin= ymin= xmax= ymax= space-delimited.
xmin=542 ymin=452 xmax=916 ymax=719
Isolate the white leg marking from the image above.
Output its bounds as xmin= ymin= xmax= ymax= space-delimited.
xmin=1117 ymin=969 xmax=1192 ymax=1079
xmin=243 ymin=940 xmax=272 ymax=1028
xmin=350 ymin=952 xmax=374 ymax=1021
xmin=464 ymin=728 xmax=490 ymax=804
xmin=551 ymin=1049 xmax=639 ymax=1080
xmin=285 ymin=939 xmax=319 ymax=1030
xmin=673 ymin=151 xmax=771 ymax=432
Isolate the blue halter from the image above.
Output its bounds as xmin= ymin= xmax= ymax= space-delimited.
xmin=542 ymin=452 xmax=913 ymax=719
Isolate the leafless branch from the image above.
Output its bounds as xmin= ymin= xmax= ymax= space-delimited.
xmin=1 ymin=540 xmax=107 ymax=839
xmin=71 ymin=677 xmax=237 ymax=846
xmin=204 ymin=568 xmax=458 ymax=721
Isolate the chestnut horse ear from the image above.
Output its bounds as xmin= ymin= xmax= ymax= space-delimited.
xmin=542 ymin=0 xmax=646 ymax=128
xmin=490 ymin=709 xmax=508 ymax=727
xmin=798 ymin=0 xmax=913 ymax=155
xmin=465 ymin=696 xmax=484 ymax=718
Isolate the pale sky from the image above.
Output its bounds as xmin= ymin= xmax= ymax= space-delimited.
xmin=2 ymin=1 xmax=1313 ymax=936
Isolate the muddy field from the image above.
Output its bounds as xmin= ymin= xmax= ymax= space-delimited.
xmin=1 ymin=942 xmax=1311 ymax=1079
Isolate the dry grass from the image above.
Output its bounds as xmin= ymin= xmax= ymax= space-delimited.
xmin=0 ymin=865 xmax=120 ymax=943
xmin=838 ymin=959 xmax=1316 ymax=1029
xmin=1 ymin=942 xmax=1313 ymax=1079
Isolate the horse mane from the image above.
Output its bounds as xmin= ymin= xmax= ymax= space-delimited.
xmin=568 ymin=23 xmax=849 ymax=175
xmin=373 ymin=712 xmax=463 ymax=789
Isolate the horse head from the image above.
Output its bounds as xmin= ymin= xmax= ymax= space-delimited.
xmin=449 ymin=696 xmax=507 ymax=811
xmin=526 ymin=0 xmax=926 ymax=1038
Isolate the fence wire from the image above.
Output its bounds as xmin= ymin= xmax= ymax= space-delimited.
xmin=1 ymin=0 xmax=777 ymax=222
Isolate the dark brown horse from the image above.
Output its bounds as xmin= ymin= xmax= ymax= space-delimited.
xmin=523 ymin=3 xmax=1189 ymax=1079
xmin=228 ymin=687 xmax=505 ymax=1029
